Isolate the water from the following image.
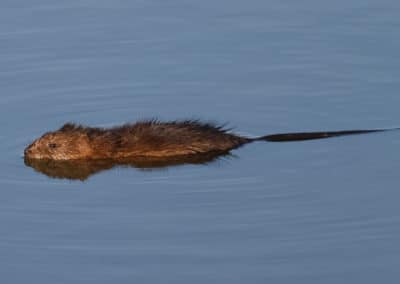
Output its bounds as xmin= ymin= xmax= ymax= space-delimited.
xmin=2 ymin=0 xmax=400 ymax=283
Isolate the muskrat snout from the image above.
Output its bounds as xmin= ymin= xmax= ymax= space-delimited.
xmin=24 ymin=140 xmax=42 ymax=159
xmin=24 ymin=144 xmax=34 ymax=158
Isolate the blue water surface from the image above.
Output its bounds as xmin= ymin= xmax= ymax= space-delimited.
xmin=1 ymin=1 xmax=400 ymax=283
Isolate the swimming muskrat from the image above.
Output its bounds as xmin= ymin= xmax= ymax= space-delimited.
xmin=24 ymin=119 xmax=394 ymax=161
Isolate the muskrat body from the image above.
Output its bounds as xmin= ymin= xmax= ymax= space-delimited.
xmin=24 ymin=120 xmax=249 ymax=160
xmin=24 ymin=119 xmax=391 ymax=161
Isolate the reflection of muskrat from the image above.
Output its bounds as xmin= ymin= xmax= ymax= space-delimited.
xmin=24 ymin=152 xmax=230 ymax=180
xmin=24 ymin=119 xmax=392 ymax=161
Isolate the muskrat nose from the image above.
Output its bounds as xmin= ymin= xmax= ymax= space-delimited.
xmin=24 ymin=146 xmax=33 ymax=157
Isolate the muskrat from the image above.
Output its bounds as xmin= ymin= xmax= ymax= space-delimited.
xmin=24 ymin=119 xmax=394 ymax=161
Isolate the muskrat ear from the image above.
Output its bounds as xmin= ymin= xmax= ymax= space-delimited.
xmin=59 ymin=123 xmax=77 ymax=132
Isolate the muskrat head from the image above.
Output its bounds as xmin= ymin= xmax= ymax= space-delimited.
xmin=24 ymin=124 xmax=93 ymax=160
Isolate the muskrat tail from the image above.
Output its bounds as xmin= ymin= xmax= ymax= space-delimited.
xmin=253 ymin=128 xmax=399 ymax=142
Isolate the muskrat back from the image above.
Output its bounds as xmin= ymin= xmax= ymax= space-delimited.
xmin=24 ymin=120 xmax=249 ymax=160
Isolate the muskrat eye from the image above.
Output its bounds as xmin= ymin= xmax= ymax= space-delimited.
xmin=48 ymin=143 xmax=57 ymax=149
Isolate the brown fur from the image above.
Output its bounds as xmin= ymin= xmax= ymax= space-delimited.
xmin=24 ymin=120 xmax=250 ymax=160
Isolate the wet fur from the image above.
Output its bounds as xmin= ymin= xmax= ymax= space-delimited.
xmin=25 ymin=120 xmax=249 ymax=160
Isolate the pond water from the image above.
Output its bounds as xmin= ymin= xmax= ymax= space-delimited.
xmin=1 ymin=0 xmax=400 ymax=283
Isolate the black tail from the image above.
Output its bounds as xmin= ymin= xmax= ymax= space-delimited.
xmin=254 ymin=128 xmax=398 ymax=142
